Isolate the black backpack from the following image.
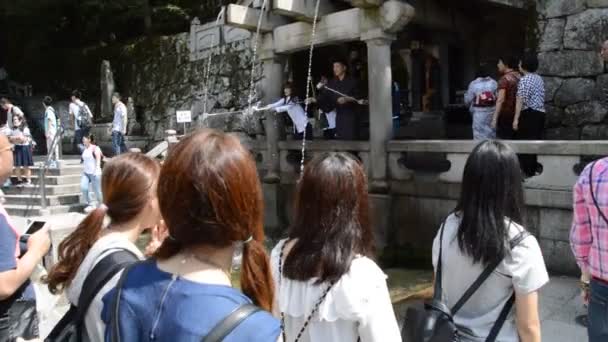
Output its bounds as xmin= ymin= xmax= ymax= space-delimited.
xmin=76 ymin=103 xmax=92 ymax=129
xmin=402 ymin=223 xmax=529 ymax=342
xmin=45 ymin=250 xmax=138 ymax=342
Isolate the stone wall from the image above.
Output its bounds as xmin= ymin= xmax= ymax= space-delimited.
xmin=115 ymin=32 xmax=264 ymax=142
xmin=537 ymin=1 xmax=608 ymax=140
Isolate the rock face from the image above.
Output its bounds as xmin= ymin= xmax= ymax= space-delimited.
xmin=536 ymin=2 xmax=608 ymax=139
xmin=115 ymin=33 xmax=263 ymax=141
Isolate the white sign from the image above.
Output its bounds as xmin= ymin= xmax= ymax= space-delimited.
xmin=176 ymin=110 xmax=192 ymax=123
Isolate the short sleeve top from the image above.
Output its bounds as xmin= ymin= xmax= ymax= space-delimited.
xmin=516 ymin=73 xmax=545 ymax=112
xmin=271 ymin=239 xmax=401 ymax=342
xmin=101 ymin=260 xmax=281 ymax=342
xmin=432 ymin=214 xmax=549 ymax=342
xmin=497 ymin=71 xmax=521 ymax=118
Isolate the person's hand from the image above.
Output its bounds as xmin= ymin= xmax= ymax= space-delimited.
xmin=27 ymin=224 xmax=51 ymax=258
xmin=304 ymin=98 xmax=316 ymax=105
xmin=357 ymin=99 xmax=368 ymax=105
xmin=337 ymin=97 xmax=347 ymax=105
xmin=491 ymin=117 xmax=497 ymax=129
xmin=512 ymin=119 xmax=519 ymax=131
xmin=145 ymin=221 xmax=168 ymax=257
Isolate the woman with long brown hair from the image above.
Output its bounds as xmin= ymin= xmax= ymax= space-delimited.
xmin=272 ymin=152 xmax=401 ymax=342
xmin=102 ymin=129 xmax=280 ymax=341
xmin=45 ymin=153 xmax=162 ymax=341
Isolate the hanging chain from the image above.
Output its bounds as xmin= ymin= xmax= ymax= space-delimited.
xmin=299 ymin=0 xmax=322 ymax=176
xmin=203 ymin=8 xmax=226 ymax=116
xmin=247 ymin=0 xmax=269 ymax=115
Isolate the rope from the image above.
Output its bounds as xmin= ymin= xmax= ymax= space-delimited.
xmin=299 ymin=0 xmax=322 ymax=176
xmin=202 ymin=8 xmax=226 ymax=115
xmin=246 ymin=0 xmax=269 ymax=116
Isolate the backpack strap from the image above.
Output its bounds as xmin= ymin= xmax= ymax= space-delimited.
xmin=201 ymin=304 xmax=261 ymax=342
xmin=451 ymin=230 xmax=529 ymax=314
xmin=433 ymin=221 xmax=447 ymax=301
xmin=486 ymin=293 xmax=515 ymax=342
xmin=110 ymin=260 xmax=141 ymax=342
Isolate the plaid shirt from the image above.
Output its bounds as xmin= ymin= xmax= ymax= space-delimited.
xmin=571 ymin=157 xmax=608 ymax=280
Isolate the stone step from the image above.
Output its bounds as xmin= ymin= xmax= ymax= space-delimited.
xmin=4 ymin=203 xmax=86 ymax=217
xmin=3 ymin=184 xmax=81 ymax=196
xmin=3 ymin=193 xmax=81 ymax=206
xmin=10 ymin=175 xmax=82 ymax=186
xmin=28 ymin=165 xmax=83 ymax=176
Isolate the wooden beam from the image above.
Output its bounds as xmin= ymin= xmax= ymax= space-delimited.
xmin=272 ymin=0 xmax=336 ymax=22
xmin=274 ymin=8 xmax=363 ymax=53
xmin=226 ymin=4 xmax=289 ymax=32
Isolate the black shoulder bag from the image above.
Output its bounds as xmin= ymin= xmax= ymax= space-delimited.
xmin=402 ymin=223 xmax=529 ymax=342
xmin=110 ymin=262 xmax=262 ymax=342
xmin=45 ymin=249 xmax=139 ymax=342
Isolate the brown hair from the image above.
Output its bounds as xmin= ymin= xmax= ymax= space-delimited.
xmin=154 ymin=129 xmax=274 ymax=311
xmin=284 ymin=152 xmax=374 ymax=284
xmin=46 ymin=153 xmax=160 ymax=294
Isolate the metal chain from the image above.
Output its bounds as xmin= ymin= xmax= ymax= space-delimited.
xmin=299 ymin=0 xmax=322 ymax=176
xmin=246 ymin=0 xmax=269 ymax=115
xmin=203 ymin=8 xmax=226 ymax=116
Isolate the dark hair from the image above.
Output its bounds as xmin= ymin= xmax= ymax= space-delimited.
xmin=0 ymin=97 xmax=10 ymax=105
xmin=13 ymin=115 xmax=27 ymax=130
xmin=71 ymin=90 xmax=82 ymax=99
xmin=499 ymin=55 xmax=520 ymax=69
xmin=284 ymin=152 xmax=374 ymax=284
xmin=83 ymin=133 xmax=96 ymax=144
xmin=476 ymin=62 xmax=493 ymax=78
xmin=46 ymin=153 xmax=160 ymax=294
xmin=112 ymin=92 xmax=122 ymax=100
xmin=43 ymin=96 xmax=53 ymax=106
xmin=520 ymin=53 xmax=539 ymax=73
xmin=332 ymin=57 xmax=348 ymax=68
xmin=154 ymin=129 xmax=274 ymax=311
xmin=454 ymin=140 xmax=525 ymax=266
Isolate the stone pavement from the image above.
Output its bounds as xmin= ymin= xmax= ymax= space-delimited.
xmin=540 ymin=276 xmax=588 ymax=341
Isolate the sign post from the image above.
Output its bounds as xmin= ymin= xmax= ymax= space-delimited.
xmin=176 ymin=110 xmax=192 ymax=134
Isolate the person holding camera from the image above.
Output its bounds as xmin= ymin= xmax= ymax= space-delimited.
xmin=0 ymin=134 xmax=51 ymax=341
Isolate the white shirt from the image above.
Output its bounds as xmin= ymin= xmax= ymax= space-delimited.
xmin=323 ymin=110 xmax=337 ymax=130
xmin=70 ymin=100 xmax=92 ymax=130
xmin=82 ymin=145 xmax=102 ymax=175
xmin=45 ymin=107 xmax=57 ymax=135
xmin=271 ymin=239 xmax=401 ymax=342
xmin=266 ymin=97 xmax=309 ymax=134
xmin=11 ymin=127 xmax=31 ymax=146
xmin=66 ymin=234 xmax=143 ymax=342
xmin=432 ymin=214 xmax=549 ymax=342
xmin=112 ymin=102 xmax=127 ymax=133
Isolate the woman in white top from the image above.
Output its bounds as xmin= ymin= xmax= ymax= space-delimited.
xmin=256 ymin=82 xmax=312 ymax=140
xmin=432 ymin=140 xmax=549 ymax=342
xmin=10 ymin=115 xmax=34 ymax=186
xmin=45 ymin=153 xmax=163 ymax=342
xmin=271 ymin=152 xmax=401 ymax=342
xmin=80 ymin=134 xmax=103 ymax=211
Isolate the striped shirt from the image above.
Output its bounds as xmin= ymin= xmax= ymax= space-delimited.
xmin=571 ymin=158 xmax=608 ymax=280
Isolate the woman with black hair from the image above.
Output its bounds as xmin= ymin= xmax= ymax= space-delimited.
xmin=271 ymin=152 xmax=400 ymax=342
xmin=433 ymin=140 xmax=548 ymax=342
xmin=513 ymin=53 xmax=545 ymax=177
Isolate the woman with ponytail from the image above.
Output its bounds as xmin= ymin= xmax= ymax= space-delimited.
xmin=101 ymin=129 xmax=280 ymax=341
xmin=45 ymin=153 xmax=162 ymax=341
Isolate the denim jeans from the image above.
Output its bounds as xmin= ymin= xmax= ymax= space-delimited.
xmin=81 ymin=173 xmax=102 ymax=206
xmin=74 ymin=127 xmax=90 ymax=154
xmin=589 ymin=278 xmax=608 ymax=341
xmin=112 ymin=131 xmax=128 ymax=156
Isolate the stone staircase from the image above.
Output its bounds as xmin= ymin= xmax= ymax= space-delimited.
xmin=3 ymin=157 xmax=85 ymax=217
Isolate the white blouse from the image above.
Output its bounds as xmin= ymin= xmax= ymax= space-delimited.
xmin=271 ymin=239 xmax=401 ymax=342
xmin=265 ymin=97 xmax=309 ymax=134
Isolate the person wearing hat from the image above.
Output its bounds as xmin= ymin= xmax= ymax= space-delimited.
xmin=311 ymin=58 xmax=364 ymax=140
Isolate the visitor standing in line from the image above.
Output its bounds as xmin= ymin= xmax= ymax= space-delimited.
xmin=492 ymin=55 xmax=522 ymax=139
xmin=0 ymin=97 xmax=23 ymax=136
xmin=0 ymin=134 xmax=51 ymax=341
xmin=464 ymin=63 xmax=497 ymax=140
xmin=102 ymin=129 xmax=281 ymax=341
xmin=255 ymin=82 xmax=312 ymax=140
xmin=111 ymin=92 xmax=128 ymax=156
xmin=70 ymin=90 xmax=93 ymax=154
xmin=570 ymin=156 xmax=608 ymax=342
xmin=433 ymin=140 xmax=548 ymax=342
xmin=80 ymin=134 xmax=103 ymax=213
xmin=513 ymin=54 xmax=545 ymax=177
xmin=43 ymin=96 xmax=59 ymax=168
xmin=45 ymin=153 xmax=162 ymax=342
xmin=10 ymin=115 xmax=34 ymax=187
xmin=272 ymin=152 xmax=401 ymax=342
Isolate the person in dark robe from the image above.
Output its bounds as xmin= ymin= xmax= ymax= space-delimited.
xmin=313 ymin=59 xmax=363 ymax=140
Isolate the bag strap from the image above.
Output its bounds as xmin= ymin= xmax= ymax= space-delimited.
xmin=486 ymin=292 xmax=516 ymax=342
xmin=433 ymin=221 xmax=447 ymax=301
xmin=76 ymin=249 xmax=138 ymax=319
xmin=589 ymin=161 xmax=608 ymax=225
xmin=451 ymin=230 xmax=529 ymax=314
xmin=201 ymin=304 xmax=261 ymax=342
xmin=110 ymin=261 xmax=140 ymax=342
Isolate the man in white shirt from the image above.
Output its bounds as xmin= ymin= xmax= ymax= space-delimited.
xmin=43 ymin=96 xmax=59 ymax=167
xmin=0 ymin=97 xmax=23 ymax=135
xmin=69 ymin=90 xmax=92 ymax=154
xmin=111 ymin=92 xmax=128 ymax=155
